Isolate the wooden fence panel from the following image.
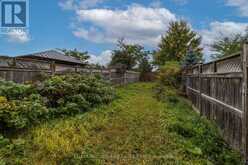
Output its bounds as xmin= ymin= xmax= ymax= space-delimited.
xmin=0 ymin=57 xmax=140 ymax=85
xmin=0 ymin=57 xmax=52 ymax=83
xmin=183 ymin=44 xmax=248 ymax=161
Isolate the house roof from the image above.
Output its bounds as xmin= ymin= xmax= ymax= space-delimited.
xmin=18 ymin=50 xmax=85 ymax=65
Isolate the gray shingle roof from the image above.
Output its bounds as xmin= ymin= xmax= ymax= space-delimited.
xmin=18 ymin=50 xmax=85 ymax=65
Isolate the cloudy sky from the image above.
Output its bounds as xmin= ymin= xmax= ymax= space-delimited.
xmin=1 ymin=0 xmax=248 ymax=64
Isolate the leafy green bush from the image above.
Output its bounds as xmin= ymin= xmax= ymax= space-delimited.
xmin=38 ymin=74 xmax=115 ymax=109
xmin=0 ymin=74 xmax=116 ymax=131
xmin=157 ymin=61 xmax=181 ymax=87
xmin=154 ymin=61 xmax=181 ymax=102
xmin=0 ymin=135 xmax=25 ymax=165
xmin=0 ymin=75 xmax=115 ymax=164
xmin=0 ymin=95 xmax=49 ymax=130
xmin=0 ymin=80 xmax=35 ymax=100
xmin=38 ymin=75 xmax=75 ymax=107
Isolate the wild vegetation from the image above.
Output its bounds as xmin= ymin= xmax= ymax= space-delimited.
xmin=0 ymin=83 xmax=242 ymax=164
xmin=0 ymin=74 xmax=116 ymax=164
xmin=147 ymin=19 xmax=246 ymax=165
xmin=154 ymin=61 xmax=181 ymax=102
xmin=0 ymin=18 xmax=245 ymax=164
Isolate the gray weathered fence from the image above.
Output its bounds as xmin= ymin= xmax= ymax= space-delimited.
xmin=0 ymin=57 xmax=52 ymax=83
xmin=0 ymin=57 xmax=140 ymax=85
xmin=183 ymin=43 xmax=248 ymax=161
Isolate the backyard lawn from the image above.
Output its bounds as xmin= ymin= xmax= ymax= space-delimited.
xmin=5 ymin=83 xmax=242 ymax=164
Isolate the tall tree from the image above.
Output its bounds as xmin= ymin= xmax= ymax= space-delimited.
xmin=211 ymin=34 xmax=245 ymax=60
xmin=242 ymin=28 xmax=248 ymax=42
xmin=61 ymin=49 xmax=90 ymax=64
xmin=139 ymin=55 xmax=153 ymax=73
xmin=110 ymin=39 xmax=145 ymax=70
xmin=211 ymin=27 xmax=248 ymax=59
xmin=138 ymin=55 xmax=154 ymax=81
xmin=154 ymin=20 xmax=203 ymax=65
xmin=182 ymin=48 xmax=201 ymax=66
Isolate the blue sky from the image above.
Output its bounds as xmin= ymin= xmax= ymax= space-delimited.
xmin=0 ymin=0 xmax=248 ymax=64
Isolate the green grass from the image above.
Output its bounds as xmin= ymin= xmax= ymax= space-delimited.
xmin=5 ymin=83 xmax=243 ymax=164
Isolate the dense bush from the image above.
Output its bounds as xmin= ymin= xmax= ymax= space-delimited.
xmin=0 ymin=74 xmax=116 ymax=132
xmin=154 ymin=61 xmax=181 ymax=101
xmin=0 ymin=95 xmax=48 ymax=131
xmin=0 ymin=74 xmax=116 ymax=163
xmin=0 ymin=135 xmax=25 ymax=165
xmin=38 ymin=74 xmax=115 ymax=109
xmin=0 ymin=80 xmax=36 ymax=100
xmin=157 ymin=61 xmax=181 ymax=87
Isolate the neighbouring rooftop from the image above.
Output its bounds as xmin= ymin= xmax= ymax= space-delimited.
xmin=17 ymin=50 xmax=85 ymax=66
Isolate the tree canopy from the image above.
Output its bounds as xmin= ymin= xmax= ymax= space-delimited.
xmin=61 ymin=49 xmax=90 ymax=64
xmin=154 ymin=20 xmax=203 ymax=65
xmin=110 ymin=39 xmax=151 ymax=71
xmin=211 ymin=30 xmax=248 ymax=59
xmin=182 ymin=48 xmax=202 ymax=67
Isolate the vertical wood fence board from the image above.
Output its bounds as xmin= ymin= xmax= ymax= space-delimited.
xmin=242 ymin=43 xmax=248 ymax=160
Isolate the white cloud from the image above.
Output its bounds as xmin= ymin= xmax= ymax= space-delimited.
xmin=73 ymin=4 xmax=176 ymax=46
xmin=199 ymin=21 xmax=248 ymax=61
xmin=150 ymin=0 xmax=163 ymax=8
xmin=86 ymin=21 xmax=248 ymax=63
xmin=171 ymin=0 xmax=188 ymax=5
xmin=79 ymin=0 xmax=105 ymax=9
xmin=59 ymin=0 xmax=105 ymax=10
xmin=60 ymin=1 xmax=248 ymax=63
xmin=225 ymin=0 xmax=248 ymax=16
xmin=59 ymin=0 xmax=76 ymax=10
xmin=201 ymin=21 xmax=248 ymax=45
xmin=6 ymin=30 xmax=30 ymax=43
xmin=88 ymin=50 xmax=112 ymax=66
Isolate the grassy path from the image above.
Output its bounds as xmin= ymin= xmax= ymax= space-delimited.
xmin=21 ymin=83 xmax=242 ymax=165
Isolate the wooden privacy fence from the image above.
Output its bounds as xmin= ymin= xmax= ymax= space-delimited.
xmin=183 ymin=43 xmax=248 ymax=160
xmin=0 ymin=57 xmax=52 ymax=83
xmin=0 ymin=57 xmax=140 ymax=85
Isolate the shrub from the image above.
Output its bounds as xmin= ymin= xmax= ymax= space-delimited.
xmin=0 ymin=75 xmax=116 ymax=164
xmin=0 ymin=135 xmax=25 ymax=164
xmin=0 ymin=74 xmax=116 ymax=131
xmin=0 ymin=95 xmax=49 ymax=130
xmin=0 ymin=80 xmax=36 ymax=100
xmin=154 ymin=61 xmax=181 ymax=102
xmin=0 ymin=80 xmax=48 ymax=131
xmin=38 ymin=75 xmax=75 ymax=107
xmin=38 ymin=74 xmax=116 ymax=109
xmin=157 ymin=61 xmax=181 ymax=87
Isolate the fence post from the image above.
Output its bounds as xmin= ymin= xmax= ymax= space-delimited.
xmin=185 ymin=67 xmax=189 ymax=96
xmin=124 ymin=71 xmax=127 ymax=85
xmin=199 ymin=63 xmax=203 ymax=115
xmin=242 ymin=43 xmax=248 ymax=163
xmin=109 ymin=69 xmax=112 ymax=83
xmin=214 ymin=61 xmax=217 ymax=73
xmin=12 ymin=58 xmax=17 ymax=67
xmin=75 ymin=66 xmax=78 ymax=73
xmin=50 ymin=61 xmax=56 ymax=75
xmin=90 ymin=67 xmax=93 ymax=75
